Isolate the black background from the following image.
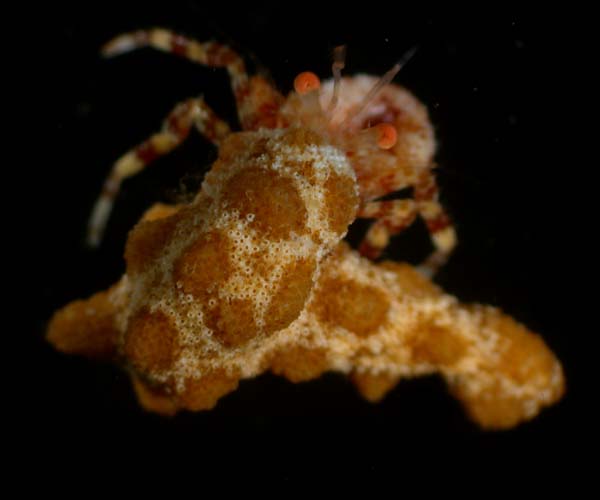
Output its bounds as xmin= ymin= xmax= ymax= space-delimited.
xmin=20 ymin=1 xmax=586 ymax=483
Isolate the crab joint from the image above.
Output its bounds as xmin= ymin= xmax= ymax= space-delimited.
xmin=294 ymin=72 xmax=321 ymax=95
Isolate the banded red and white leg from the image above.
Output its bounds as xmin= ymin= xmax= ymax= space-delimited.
xmin=357 ymin=199 xmax=418 ymax=259
xmin=87 ymin=97 xmax=231 ymax=246
xmin=101 ymin=28 xmax=283 ymax=130
xmin=354 ymin=157 xmax=455 ymax=275
xmin=414 ymin=169 xmax=457 ymax=277
xmin=357 ymin=175 xmax=456 ymax=274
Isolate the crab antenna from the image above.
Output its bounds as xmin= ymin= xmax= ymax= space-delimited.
xmin=344 ymin=45 xmax=418 ymax=126
xmin=327 ymin=45 xmax=347 ymax=115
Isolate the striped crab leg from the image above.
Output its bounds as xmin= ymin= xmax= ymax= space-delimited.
xmin=101 ymin=29 xmax=281 ymax=130
xmin=87 ymin=97 xmax=231 ymax=247
xmin=356 ymin=168 xmax=456 ymax=275
xmin=414 ymin=170 xmax=457 ymax=277
xmin=357 ymin=199 xmax=418 ymax=260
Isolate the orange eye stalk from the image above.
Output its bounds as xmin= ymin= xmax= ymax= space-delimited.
xmin=294 ymin=71 xmax=321 ymax=95
xmin=375 ymin=123 xmax=397 ymax=149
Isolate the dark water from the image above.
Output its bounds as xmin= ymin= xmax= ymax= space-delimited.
xmin=21 ymin=3 xmax=584 ymax=483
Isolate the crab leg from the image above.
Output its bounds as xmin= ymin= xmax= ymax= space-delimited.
xmin=358 ymin=199 xmax=418 ymax=259
xmin=103 ymin=30 xmax=247 ymax=98
xmin=414 ymin=170 xmax=457 ymax=277
xmin=356 ymin=171 xmax=456 ymax=273
xmin=101 ymin=29 xmax=281 ymax=130
xmin=87 ymin=97 xmax=231 ymax=247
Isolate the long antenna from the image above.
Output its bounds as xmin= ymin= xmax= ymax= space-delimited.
xmin=327 ymin=45 xmax=347 ymax=115
xmin=343 ymin=45 xmax=418 ymax=126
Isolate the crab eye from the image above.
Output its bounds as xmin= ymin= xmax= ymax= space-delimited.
xmin=294 ymin=71 xmax=321 ymax=95
xmin=373 ymin=123 xmax=397 ymax=149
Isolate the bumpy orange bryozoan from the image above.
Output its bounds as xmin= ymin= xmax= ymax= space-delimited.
xmin=48 ymin=198 xmax=564 ymax=429
xmin=47 ymin=32 xmax=565 ymax=430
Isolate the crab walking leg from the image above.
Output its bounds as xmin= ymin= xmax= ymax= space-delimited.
xmin=87 ymin=98 xmax=231 ymax=246
xmin=357 ymin=199 xmax=418 ymax=259
xmin=103 ymin=29 xmax=248 ymax=99
xmin=355 ymin=168 xmax=456 ymax=270
xmin=101 ymin=29 xmax=282 ymax=130
xmin=414 ymin=169 xmax=457 ymax=277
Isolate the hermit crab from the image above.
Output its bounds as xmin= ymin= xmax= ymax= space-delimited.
xmin=46 ymin=30 xmax=565 ymax=427
xmin=88 ymin=29 xmax=456 ymax=273
xmin=79 ymin=28 xmax=459 ymax=353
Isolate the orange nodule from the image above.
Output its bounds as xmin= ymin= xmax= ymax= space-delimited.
xmin=294 ymin=72 xmax=321 ymax=95
xmin=375 ymin=123 xmax=397 ymax=149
